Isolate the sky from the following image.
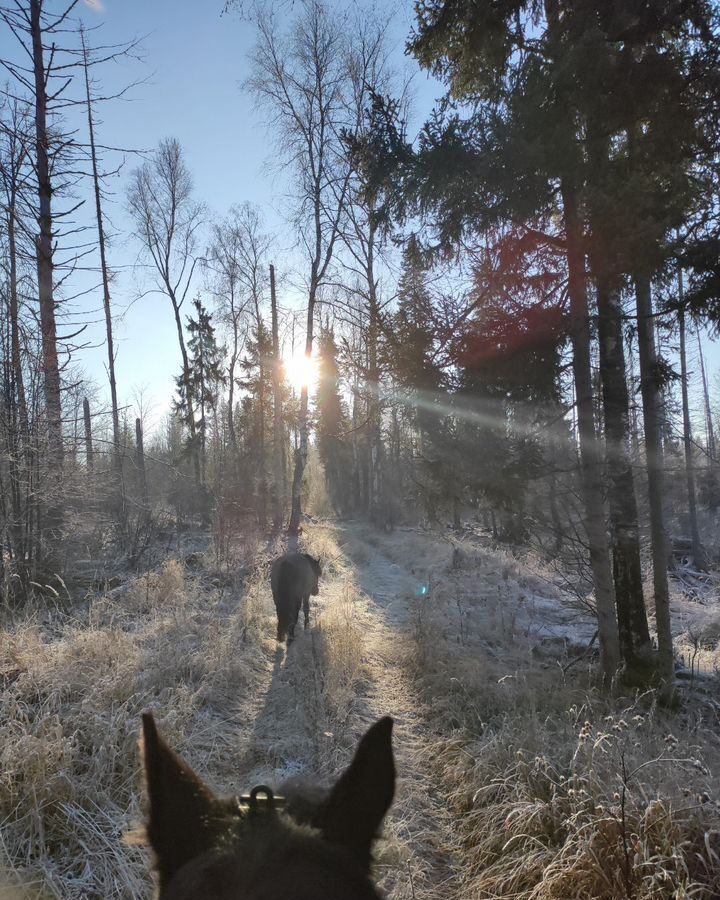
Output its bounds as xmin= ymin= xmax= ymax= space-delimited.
xmin=0 ymin=0 xmax=442 ymax=434
xmin=0 ymin=0 xmax=716 ymax=438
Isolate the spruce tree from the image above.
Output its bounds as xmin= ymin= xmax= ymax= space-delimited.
xmin=391 ymin=239 xmax=457 ymax=522
xmin=175 ymin=298 xmax=225 ymax=489
xmin=316 ymin=323 xmax=352 ymax=515
xmin=237 ymin=321 xmax=275 ymax=523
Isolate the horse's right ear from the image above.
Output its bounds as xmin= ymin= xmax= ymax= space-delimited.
xmin=318 ymin=717 xmax=395 ymax=868
xmin=141 ymin=713 xmax=220 ymax=890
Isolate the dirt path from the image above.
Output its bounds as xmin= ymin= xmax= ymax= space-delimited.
xmin=224 ymin=523 xmax=463 ymax=900
xmin=342 ymin=527 xmax=463 ymax=900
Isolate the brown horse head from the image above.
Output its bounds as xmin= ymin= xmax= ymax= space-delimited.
xmin=140 ymin=713 xmax=395 ymax=899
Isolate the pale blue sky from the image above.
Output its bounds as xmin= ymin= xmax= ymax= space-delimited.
xmin=0 ymin=0 xmax=715 ymax=436
xmin=1 ymin=0 xmax=440 ymax=433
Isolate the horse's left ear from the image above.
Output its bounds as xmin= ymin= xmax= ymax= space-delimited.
xmin=141 ymin=713 xmax=220 ymax=890
xmin=317 ymin=717 xmax=395 ymax=868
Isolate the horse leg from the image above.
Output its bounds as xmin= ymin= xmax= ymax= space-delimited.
xmin=273 ymin=591 xmax=285 ymax=642
xmin=288 ymin=596 xmax=301 ymax=644
xmin=303 ymin=594 xmax=310 ymax=630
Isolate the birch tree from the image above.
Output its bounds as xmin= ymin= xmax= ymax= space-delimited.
xmin=248 ymin=0 xmax=351 ymax=536
xmin=207 ymin=203 xmax=271 ymax=523
xmin=127 ymin=138 xmax=205 ymax=487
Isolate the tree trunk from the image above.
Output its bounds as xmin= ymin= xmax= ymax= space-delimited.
xmin=83 ymin=397 xmax=93 ymax=474
xmin=270 ymin=265 xmax=285 ymax=531
xmin=81 ymin=29 xmax=122 ymax=477
xmin=626 ymin=330 xmax=641 ymax=459
xmin=367 ymin=306 xmax=383 ymax=523
xmin=695 ymin=327 xmax=716 ymax=461
xmin=30 ymin=0 xmax=63 ymax=474
xmin=257 ymin=365 xmax=268 ymax=527
xmin=548 ymin=444 xmax=563 ymax=554
xmin=288 ymin=269 xmax=318 ymax=537
xmin=136 ymin=417 xmax=148 ymax=509
xmin=634 ymin=271 xmax=673 ymax=686
xmin=227 ymin=332 xmax=238 ymax=460
xmin=364 ymin=217 xmax=384 ymax=526
xmin=6 ymin=176 xmax=31 ymax=574
xmin=594 ymin=269 xmax=653 ymax=667
xmin=677 ymin=277 xmax=707 ymax=571
xmin=256 ymin=325 xmax=268 ymax=529
xmin=8 ymin=205 xmax=28 ymax=441
xmin=585 ymin=122 xmax=652 ymax=671
xmin=562 ymin=180 xmax=621 ymax=681
xmin=351 ymin=382 xmax=362 ymax=514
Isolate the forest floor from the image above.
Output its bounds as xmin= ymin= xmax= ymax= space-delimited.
xmin=2 ymin=520 xmax=720 ymax=898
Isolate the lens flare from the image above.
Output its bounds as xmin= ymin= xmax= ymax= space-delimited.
xmin=283 ymin=351 xmax=319 ymax=392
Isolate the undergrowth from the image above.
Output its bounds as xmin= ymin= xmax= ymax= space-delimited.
xmin=396 ymin=526 xmax=720 ymax=900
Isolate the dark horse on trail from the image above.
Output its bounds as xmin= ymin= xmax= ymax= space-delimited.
xmin=140 ymin=712 xmax=396 ymax=899
xmin=270 ymin=552 xmax=322 ymax=643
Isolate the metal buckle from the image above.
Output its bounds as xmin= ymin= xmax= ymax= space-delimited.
xmin=237 ymin=785 xmax=286 ymax=814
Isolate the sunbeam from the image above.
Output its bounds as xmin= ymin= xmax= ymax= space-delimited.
xmin=368 ymin=380 xmax=558 ymax=440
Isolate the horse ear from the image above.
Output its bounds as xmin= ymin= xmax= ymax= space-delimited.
xmin=141 ymin=713 xmax=220 ymax=890
xmin=318 ymin=717 xmax=395 ymax=868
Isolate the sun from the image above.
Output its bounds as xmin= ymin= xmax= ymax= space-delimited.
xmin=283 ymin=350 xmax=320 ymax=392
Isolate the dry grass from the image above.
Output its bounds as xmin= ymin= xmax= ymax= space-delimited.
xmin=371 ymin=525 xmax=720 ymax=900
xmin=5 ymin=515 xmax=719 ymax=900
xmin=427 ymin=697 xmax=720 ymax=899
xmin=0 ymin=553 xmax=266 ymax=898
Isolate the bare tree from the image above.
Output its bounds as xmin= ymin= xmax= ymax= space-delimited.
xmin=0 ymin=0 xmax=97 ymax=568
xmin=270 ymin=263 xmax=285 ymax=530
xmin=127 ymin=138 xmax=204 ymax=486
xmin=0 ymin=0 xmax=85 ymax=482
xmin=696 ymin=326 xmax=716 ymax=461
xmin=0 ymin=97 xmax=32 ymax=442
xmin=207 ymin=203 xmax=272 ymax=525
xmin=227 ymin=204 xmax=271 ymax=525
xmin=80 ymin=25 xmax=123 ymax=493
xmin=248 ymin=0 xmax=352 ymax=536
xmin=207 ymin=211 xmax=253 ymax=461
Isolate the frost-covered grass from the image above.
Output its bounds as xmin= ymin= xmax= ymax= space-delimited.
xmin=352 ymin=525 xmax=720 ymax=899
xmin=0 ymin=551 xmax=267 ymax=899
xmin=4 ymin=518 xmax=720 ymax=899
xmin=0 ymin=524 xmax=375 ymax=898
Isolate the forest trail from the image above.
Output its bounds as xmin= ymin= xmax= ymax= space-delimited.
xmin=225 ymin=522 xmax=463 ymax=900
